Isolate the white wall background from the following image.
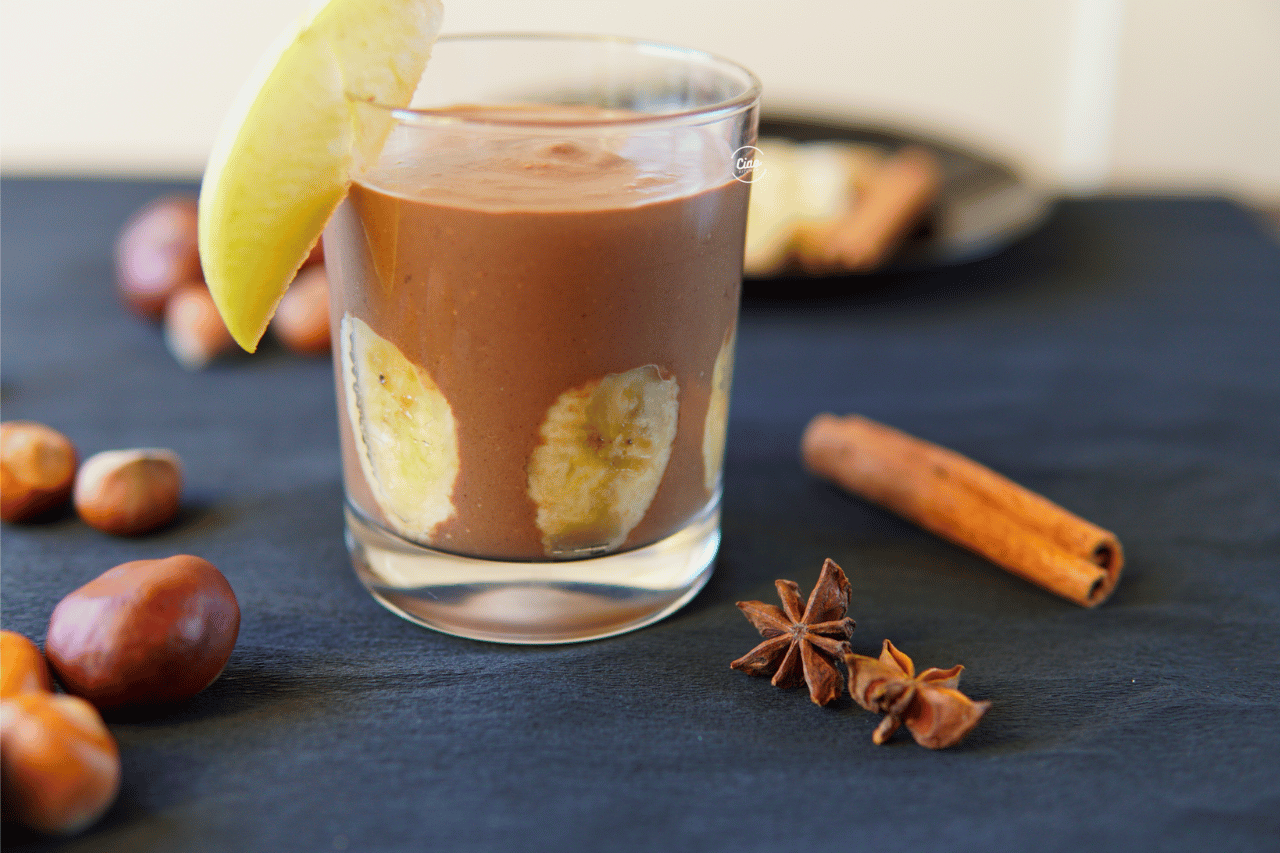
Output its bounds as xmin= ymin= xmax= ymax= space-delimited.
xmin=2 ymin=0 xmax=1277 ymax=204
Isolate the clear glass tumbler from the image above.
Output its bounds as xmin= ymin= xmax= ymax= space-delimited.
xmin=324 ymin=34 xmax=760 ymax=643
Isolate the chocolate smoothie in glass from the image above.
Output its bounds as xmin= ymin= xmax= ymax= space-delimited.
xmin=325 ymin=35 xmax=760 ymax=643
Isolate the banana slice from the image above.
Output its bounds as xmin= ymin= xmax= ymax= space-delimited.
xmin=702 ymin=328 xmax=737 ymax=491
xmin=743 ymin=138 xmax=887 ymax=276
xmin=528 ymin=366 xmax=679 ymax=557
xmin=340 ymin=313 xmax=459 ymax=542
xmin=743 ymin=139 xmax=802 ymax=277
xmin=794 ymin=141 xmax=883 ymax=221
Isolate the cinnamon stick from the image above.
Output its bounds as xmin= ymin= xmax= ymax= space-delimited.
xmin=798 ymin=145 xmax=941 ymax=273
xmin=801 ymin=413 xmax=1123 ymax=607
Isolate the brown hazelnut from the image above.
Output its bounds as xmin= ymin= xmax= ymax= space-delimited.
xmin=115 ymin=195 xmax=202 ymax=320
xmin=73 ymin=448 xmax=182 ymax=536
xmin=45 ymin=555 xmax=239 ymax=711
xmin=302 ymin=236 xmax=324 ymax=268
xmin=163 ymin=282 xmax=236 ymax=370
xmin=272 ymin=265 xmax=331 ymax=355
xmin=0 ymin=631 xmax=54 ymax=699
xmin=1 ymin=421 xmax=78 ymax=523
xmin=0 ymin=692 xmax=121 ymax=835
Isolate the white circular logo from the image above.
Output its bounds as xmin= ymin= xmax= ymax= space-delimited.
xmin=732 ymin=146 xmax=766 ymax=183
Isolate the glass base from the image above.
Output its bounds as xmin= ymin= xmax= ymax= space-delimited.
xmin=344 ymin=503 xmax=720 ymax=644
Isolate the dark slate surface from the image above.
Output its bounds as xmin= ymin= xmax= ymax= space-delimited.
xmin=2 ymin=178 xmax=1278 ymax=852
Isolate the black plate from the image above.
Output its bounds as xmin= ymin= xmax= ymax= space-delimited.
xmin=753 ymin=115 xmax=1057 ymax=276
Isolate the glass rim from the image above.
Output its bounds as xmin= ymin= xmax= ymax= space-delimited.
xmin=347 ymin=32 xmax=763 ymax=129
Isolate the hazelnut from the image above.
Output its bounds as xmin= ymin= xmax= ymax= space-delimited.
xmin=73 ymin=448 xmax=182 ymax=536
xmin=115 ymin=195 xmax=202 ymax=320
xmin=302 ymin=236 xmax=324 ymax=268
xmin=0 ymin=631 xmax=54 ymax=698
xmin=45 ymin=555 xmax=240 ymax=711
xmin=272 ymin=264 xmax=331 ymax=355
xmin=0 ymin=692 xmax=121 ymax=835
xmin=1 ymin=421 xmax=78 ymax=523
xmin=163 ymin=282 xmax=236 ymax=370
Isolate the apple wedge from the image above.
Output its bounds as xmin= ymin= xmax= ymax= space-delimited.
xmin=198 ymin=0 xmax=443 ymax=351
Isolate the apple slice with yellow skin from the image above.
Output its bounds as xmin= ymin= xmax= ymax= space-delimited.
xmin=198 ymin=0 xmax=443 ymax=351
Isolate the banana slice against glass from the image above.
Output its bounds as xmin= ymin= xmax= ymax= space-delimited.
xmin=702 ymin=328 xmax=736 ymax=492
xmin=528 ymin=365 xmax=679 ymax=557
xmin=340 ymin=314 xmax=460 ymax=542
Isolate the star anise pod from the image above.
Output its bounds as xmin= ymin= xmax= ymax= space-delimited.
xmin=845 ymin=639 xmax=990 ymax=749
xmin=730 ymin=558 xmax=857 ymax=705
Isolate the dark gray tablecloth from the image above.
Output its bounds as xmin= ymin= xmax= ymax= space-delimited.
xmin=3 ymin=179 xmax=1278 ymax=852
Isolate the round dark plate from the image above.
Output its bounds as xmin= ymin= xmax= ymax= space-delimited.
xmin=752 ymin=115 xmax=1057 ymax=277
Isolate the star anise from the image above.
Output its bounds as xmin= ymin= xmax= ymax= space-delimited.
xmin=845 ymin=639 xmax=990 ymax=749
xmin=730 ymin=558 xmax=857 ymax=705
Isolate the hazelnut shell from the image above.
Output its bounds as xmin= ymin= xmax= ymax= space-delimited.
xmin=272 ymin=265 xmax=331 ymax=355
xmin=0 ymin=692 xmax=121 ymax=835
xmin=0 ymin=631 xmax=54 ymax=699
xmin=73 ymin=448 xmax=182 ymax=536
xmin=164 ymin=283 xmax=236 ymax=370
xmin=1 ymin=421 xmax=78 ymax=523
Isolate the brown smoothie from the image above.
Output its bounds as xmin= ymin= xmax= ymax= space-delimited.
xmin=326 ymin=110 xmax=748 ymax=561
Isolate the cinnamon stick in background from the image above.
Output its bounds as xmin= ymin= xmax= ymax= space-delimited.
xmin=798 ymin=145 xmax=941 ymax=273
xmin=801 ymin=413 xmax=1123 ymax=607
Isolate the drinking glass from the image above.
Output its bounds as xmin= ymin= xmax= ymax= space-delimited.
xmin=324 ymin=33 xmax=760 ymax=643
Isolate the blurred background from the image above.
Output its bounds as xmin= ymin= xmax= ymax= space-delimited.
xmin=2 ymin=0 xmax=1277 ymax=207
